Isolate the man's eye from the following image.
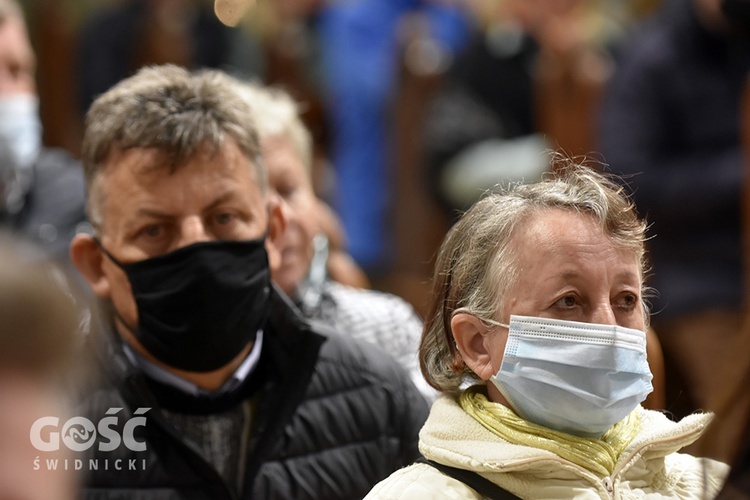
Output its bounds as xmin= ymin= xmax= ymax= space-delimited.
xmin=142 ymin=225 xmax=163 ymax=238
xmin=215 ymin=213 xmax=236 ymax=225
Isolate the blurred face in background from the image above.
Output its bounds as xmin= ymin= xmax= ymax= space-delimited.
xmin=514 ymin=0 xmax=580 ymax=27
xmin=0 ymin=13 xmax=35 ymax=96
xmin=264 ymin=134 xmax=320 ymax=296
xmin=0 ymin=10 xmax=41 ymax=211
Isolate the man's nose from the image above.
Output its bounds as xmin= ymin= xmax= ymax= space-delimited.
xmin=177 ymin=217 xmax=211 ymax=247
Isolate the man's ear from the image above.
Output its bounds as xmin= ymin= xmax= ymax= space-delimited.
xmin=69 ymin=233 xmax=111 ymax=299
xmin=451 ymin=313 xmax=495 ymax=381
xmin=265 ymin=195 xmax=286 ymax=274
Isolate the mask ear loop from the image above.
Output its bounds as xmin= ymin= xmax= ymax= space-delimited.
xmin=449 ymin=308 xmax=510 ymax=356
xmin=482 ymin=318 xmax=510 ymax=330
xmin=90 ymin=237 xmax=140 ymax=335
xmin=448 ymin=310 xmax=511 ymax=385
xmin=451 ymin=307 xmax=510 ymax=330
xmin=91 ymin=237 xmax=127 ymax=270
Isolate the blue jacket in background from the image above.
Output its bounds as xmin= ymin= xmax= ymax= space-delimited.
xmin=316 ymin=0 xmax=470 ymax=270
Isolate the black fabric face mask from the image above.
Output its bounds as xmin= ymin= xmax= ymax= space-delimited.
xmin=99 ymin=238 xmax=271 ymax=372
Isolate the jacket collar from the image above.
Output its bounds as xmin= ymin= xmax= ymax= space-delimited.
xmin=419 ymin=392 xmax=714 ymax=477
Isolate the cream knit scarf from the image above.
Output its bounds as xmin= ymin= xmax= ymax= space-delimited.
xmin=460 ymin=385 xmax=640 ymax=476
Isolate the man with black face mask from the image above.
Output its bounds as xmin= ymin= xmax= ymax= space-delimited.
xmin=68 ymin=64 xmax=429 ymax=499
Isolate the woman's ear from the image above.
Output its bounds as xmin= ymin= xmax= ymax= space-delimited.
xmin=69 ymin=233 xmax=111 ymax=298
xmin=265 ymin=194 xmax=287 ymax=274
xmin=451 ymin=313 xmax=496 ymax=381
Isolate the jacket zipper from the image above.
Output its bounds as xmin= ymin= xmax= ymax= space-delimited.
xmin=604 ymin=420 xmax=709 ymax=499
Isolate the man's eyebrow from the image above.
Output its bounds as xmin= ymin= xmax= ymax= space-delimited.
xmin=203 ymin=192 xmax=237 ymax=212
xmin=133 ymin=207 xmax=174 ymax=219
xmin=127 ymin=192 xmax=245 ymax=224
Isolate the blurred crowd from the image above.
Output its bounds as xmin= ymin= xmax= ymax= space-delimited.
xmin=25 ymin=0 xmax=658 ymax=294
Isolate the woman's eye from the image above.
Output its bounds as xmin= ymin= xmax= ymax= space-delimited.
xmin=616 ymin=292 xmax=639 ymax=309
xmin=555 ymin=295 xmax=578 ymax=308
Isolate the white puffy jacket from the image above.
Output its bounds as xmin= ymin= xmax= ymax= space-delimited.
xmin=366 ymin=394 xmax=729 ymax=499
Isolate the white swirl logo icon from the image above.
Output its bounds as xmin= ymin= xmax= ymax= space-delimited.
xmin=61 ymin=417 xmax=96 ymax=452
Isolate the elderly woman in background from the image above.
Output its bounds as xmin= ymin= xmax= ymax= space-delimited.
xmin=365 ymin=161 xmax=728 ymax=499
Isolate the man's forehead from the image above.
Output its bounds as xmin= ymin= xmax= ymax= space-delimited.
xmin=100 ymin=143 xmax=234 ymax=177
xmin=95 ymin=141 xmax=262 ymax=199
xmin=105 ymin=145 xmax=164 ymax=168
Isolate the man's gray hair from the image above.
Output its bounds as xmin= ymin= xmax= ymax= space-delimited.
xmin=419 ymin=158 xmax=650 ymax=392
xmin=81 ymin=64 xmax=265 ymax=230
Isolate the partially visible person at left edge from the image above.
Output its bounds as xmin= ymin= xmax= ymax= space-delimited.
xmin=68 ymin=63 xmax=429 ymax=499
xmin=0 ymin=0 xmax=86 ymax=261
xmin=0 ymin=232 xmax=83 ymax=500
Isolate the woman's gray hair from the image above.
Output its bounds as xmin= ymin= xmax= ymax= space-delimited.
xmin=419 ymin=159 xmax=650 ymax=392
xmin=82 ymin=64 xmax=265 ymax=230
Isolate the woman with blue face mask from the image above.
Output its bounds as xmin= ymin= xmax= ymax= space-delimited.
xmin=365 ymin=159 xmax=729 ymax=499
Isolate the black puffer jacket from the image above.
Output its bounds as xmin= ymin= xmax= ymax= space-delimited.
xmin=74 ymin=289 xmax=429 ymax=499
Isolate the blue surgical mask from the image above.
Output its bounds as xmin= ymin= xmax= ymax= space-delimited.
xmin=490 ymin=315 xmax=653 ymax=438
xmin=0 ymin=94 xmax=42 ymax=171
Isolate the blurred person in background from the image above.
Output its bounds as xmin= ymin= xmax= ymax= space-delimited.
xmin=315 ymin=0 xmax=471 ymax=274
xmin=597 ymin=0 xmax=750 ymax=463
xmin=235 ymin=80 xmax=435 ymax=399
xmin=424 ymin=0 xmax=623 ymax=217
xmin=76 ymin=0 xmax=261 ymax=117
xmin=0 ymin=0 xmax=86 ymax=263
xmin=0 ymin=233 xmax=83 ymax=500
